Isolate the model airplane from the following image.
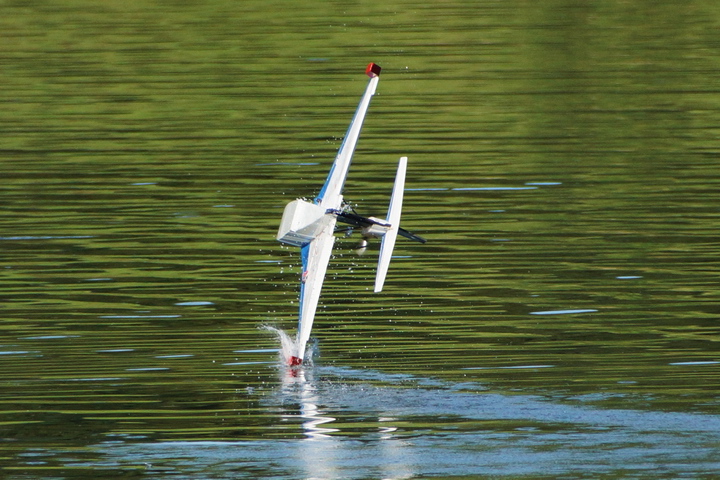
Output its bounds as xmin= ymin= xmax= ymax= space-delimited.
xmin=277 ymin=63 xmax=425 ymax=366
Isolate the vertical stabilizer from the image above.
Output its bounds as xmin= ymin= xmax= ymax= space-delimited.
xmin=374 ymin=157 xmax=407 ymax=292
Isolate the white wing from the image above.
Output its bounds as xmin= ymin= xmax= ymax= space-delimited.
xmin=317 ymin=66 xmax=380 ymax=212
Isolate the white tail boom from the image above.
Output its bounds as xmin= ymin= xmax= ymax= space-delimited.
xmin=374 ymin=156 xmax=407 ymax=292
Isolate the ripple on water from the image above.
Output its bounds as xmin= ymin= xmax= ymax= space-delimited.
xmin=529 ymin=309 xmax=599 ymax=315
xmin=462 ymin=364 xmax=555 ymax=370
xmin=74 ymin=365 xmax=720 ymax=478
xmin=669 ymin=361 xmax=719 ymax=366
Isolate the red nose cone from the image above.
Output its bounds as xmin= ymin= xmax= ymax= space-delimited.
xmin=366 ymin=62 xmax=381 ymax=78
xmin=289 ymin=356 xmax=303 ymax=367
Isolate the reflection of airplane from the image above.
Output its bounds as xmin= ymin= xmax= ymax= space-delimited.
xmin=277 ymin=63 xmax=425 ymax=366
xmin=281 ymin=368 xmax=339 ymax=439
xmin=277 ymin=367 xmax=413 ymax=479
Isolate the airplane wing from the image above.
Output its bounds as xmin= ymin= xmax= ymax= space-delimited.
xmin=316 ymin=63 xmax=381 ymax=212
xmin=292 ymin=215 xmax=337 ymax=365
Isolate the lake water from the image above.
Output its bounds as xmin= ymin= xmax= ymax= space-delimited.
xmin=2 ymin=1 xmax=720 ymax=478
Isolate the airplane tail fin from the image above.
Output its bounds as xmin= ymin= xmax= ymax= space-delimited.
xmin=374 ymin=157 xmax=407 ymax=293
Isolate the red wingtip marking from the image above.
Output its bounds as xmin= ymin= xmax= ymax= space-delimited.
xmin=366 ymin=62 xmax=381 ymax=77
xmin=289 ymin=356 xmax=303 ymax=367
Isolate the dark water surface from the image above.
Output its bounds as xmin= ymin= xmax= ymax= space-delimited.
xmin=2 ymin=1 xmax=720 ymax=478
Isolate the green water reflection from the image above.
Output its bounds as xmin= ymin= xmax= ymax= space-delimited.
xmin=1 ymin=0 xmax=719 ymax=478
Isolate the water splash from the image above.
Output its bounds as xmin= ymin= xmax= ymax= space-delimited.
xmin=260 ymin=326 xmax=296 ymax=364
xmin=261 ymin=326 xmax=314 ymax=366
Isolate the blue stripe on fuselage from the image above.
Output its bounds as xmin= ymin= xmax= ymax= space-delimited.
xmin=298 ymin=242 xmax=311 ymax=329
